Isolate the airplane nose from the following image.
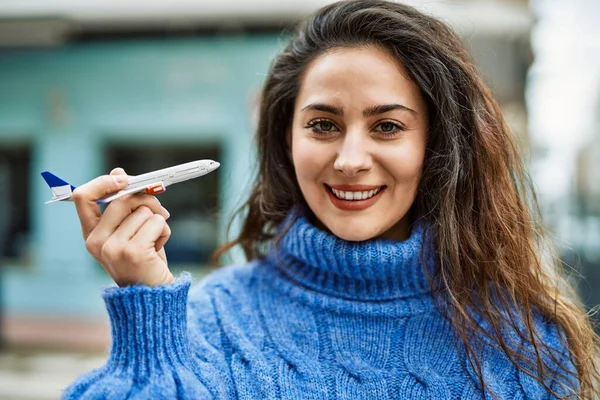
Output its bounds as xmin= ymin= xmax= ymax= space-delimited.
xmin=210 ymin=161 xmax=220 ymax=171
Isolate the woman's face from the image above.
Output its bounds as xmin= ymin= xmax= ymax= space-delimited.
xmin=290 ymin=46 xmax=428 ymax=241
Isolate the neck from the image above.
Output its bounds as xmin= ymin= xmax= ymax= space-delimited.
xmin=268 ymin=208 xmax=436 ymax=301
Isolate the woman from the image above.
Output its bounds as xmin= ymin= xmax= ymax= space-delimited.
xmin=64 ymin=0 xmax=598 ymax=398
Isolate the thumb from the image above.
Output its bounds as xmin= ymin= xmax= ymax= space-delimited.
xmin=110 ymin=167 xmax=127 ymax=176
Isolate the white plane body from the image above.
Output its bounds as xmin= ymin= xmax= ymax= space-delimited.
xmin=42 ymin=159 xmax=219 ymax=204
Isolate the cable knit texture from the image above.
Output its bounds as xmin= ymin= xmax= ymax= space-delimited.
xmin=63 ymin=211 xmax=577 ymax=399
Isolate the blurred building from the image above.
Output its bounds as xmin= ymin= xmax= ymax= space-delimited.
xmin=0 ymin=0 xmax=536 ymax=354
xmin=527 ymin=0 xmax=600 ymax=313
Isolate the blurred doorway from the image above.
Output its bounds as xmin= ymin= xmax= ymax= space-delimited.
xmin=0 ymin=145 xmax=31 ymax=266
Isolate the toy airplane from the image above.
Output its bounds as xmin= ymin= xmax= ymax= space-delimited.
xmin=41 ymin=159 xmax=219 ymax=204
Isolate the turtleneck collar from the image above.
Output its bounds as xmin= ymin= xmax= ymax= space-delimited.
xmin=267 ymin=209 xmax=437 ymax=301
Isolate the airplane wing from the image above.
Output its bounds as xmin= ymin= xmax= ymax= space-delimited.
xmin=97 ymin=182 xmax=166 ymax=204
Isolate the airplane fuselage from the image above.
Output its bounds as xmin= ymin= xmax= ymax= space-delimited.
xmin=41 ymin=159 xmax=220 ymax=204
xmin=125 ymin=160 xmax=215 ymax=190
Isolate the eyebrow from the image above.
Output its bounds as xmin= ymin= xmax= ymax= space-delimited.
xmin=300 ymin=103 xmax=417 ymax=116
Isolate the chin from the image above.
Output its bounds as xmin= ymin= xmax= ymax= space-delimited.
xmin=325 ymin=220 xmax=381 ymax=242
xmin=334 ymin=231 xmax=376 ymax=242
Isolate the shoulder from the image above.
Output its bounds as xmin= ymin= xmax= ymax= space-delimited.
xmin=182 ymin=260 xmax=269 ymax=346
xmin=189 ymin=260 xmax=264 ymax=298
xmin=185 ymin=259 xmax=270 ymax=315
xmin=467 ymin=303 xmax=578 ymax=398
xmin=520 ymin=311 xmax=579 ymax=398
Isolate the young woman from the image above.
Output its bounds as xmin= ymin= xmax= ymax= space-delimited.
xmin=64 ymin=1 xmax=598 ymax=398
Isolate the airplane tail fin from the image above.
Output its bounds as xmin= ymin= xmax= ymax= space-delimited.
xmin=41 ymin=171 xmax=76 ymax=203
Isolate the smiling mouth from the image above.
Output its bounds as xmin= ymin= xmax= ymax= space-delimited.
xmin=324 ymin=184 xmax=387 ymax=201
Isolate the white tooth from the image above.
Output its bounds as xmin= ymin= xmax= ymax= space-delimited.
xmin=331 ymin=188 xmax=383 ymax=200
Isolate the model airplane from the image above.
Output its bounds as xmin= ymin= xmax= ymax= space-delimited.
xmin=41 ymin=159 xmax=219 ymax=204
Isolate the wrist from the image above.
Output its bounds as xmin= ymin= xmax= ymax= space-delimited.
xmin=118 ymin=271 xmax=175 ymax=288
xmin=146 ymin=270 xmax=175 ymax=287
xmin=160 ymin=272 xmax=176 ymax=286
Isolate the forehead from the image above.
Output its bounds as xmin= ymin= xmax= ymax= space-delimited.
xmin=297 ymin=46 xmax=422 ymax=107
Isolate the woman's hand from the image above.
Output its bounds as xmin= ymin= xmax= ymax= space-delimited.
xmin=72 ymin=168 xmax=175 ymax=287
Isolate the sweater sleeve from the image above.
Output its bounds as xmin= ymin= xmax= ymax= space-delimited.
xmin=62 ymin=273 xmax=233 ymax=400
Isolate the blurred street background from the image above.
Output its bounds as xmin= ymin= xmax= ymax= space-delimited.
xmin=0 ymin=0 xmax=598 ymax=398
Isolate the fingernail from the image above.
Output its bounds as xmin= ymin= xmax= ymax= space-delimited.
xmin=162 ymin=207 xmax=170 ymax=219
xmin=115 ymin=175 xmax=128 ymax=184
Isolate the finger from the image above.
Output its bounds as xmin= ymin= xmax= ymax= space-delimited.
xmin=73 ymin=175 xmax=129 ymax=238
xmin=130 ymin=214 xmax=168 ymax=248
xmin=111 ymin=206 xmax=154 ymax=242
xmin=110 ymin=167 xmax=126 ymax=176
xmin=93 ymin=195 xmax=169 ymax=245
xmin=154 ymin=223 xmax=171 ymax=252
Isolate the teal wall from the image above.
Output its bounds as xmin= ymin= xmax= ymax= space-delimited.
xmin=0 ymin=35 xmax=281 ymax=317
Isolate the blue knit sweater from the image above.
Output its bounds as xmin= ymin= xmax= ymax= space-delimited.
xmin=64 ymin=212 xmax=576 ymax=399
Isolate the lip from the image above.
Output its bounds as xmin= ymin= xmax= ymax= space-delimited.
xmin=328 ymin=184 xmax=383 ymax=191
xmin=325 ymin=184 xmax=386 ymax=211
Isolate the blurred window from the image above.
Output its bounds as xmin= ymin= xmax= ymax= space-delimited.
xmin=105 ymin=144 xmax=221 ymax=270
xmin=0 ymin=145 xmax=31 ymax=265
xmin=572 ymin=109 xmax=600 ymax=314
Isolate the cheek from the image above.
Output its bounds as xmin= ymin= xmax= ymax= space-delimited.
xmin=292 ymin=137 xmax=330 ymax=183
xmin=383 ymin=140 xmax=425 ymax=183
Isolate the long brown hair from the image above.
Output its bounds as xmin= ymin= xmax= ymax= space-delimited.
xmin=213 ymin=0 xmax=599 ymax=397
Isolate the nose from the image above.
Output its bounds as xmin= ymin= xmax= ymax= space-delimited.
xmin=333 ymin=133 xmax=372 ymax=177
xmin=209 ymin=161 xmax=220 ymax=171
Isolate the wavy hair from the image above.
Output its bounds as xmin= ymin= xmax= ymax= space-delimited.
xmin=213 ymin=0 xmax=599 ymax=397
